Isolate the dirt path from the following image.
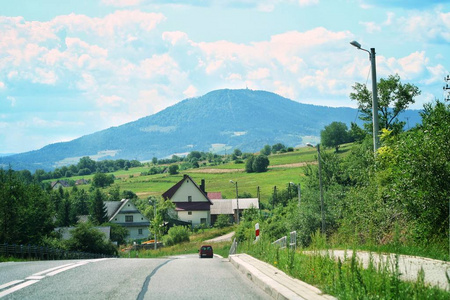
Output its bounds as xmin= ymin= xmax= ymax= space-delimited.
xmin=204 ymin=231 xmax=235 ymax=243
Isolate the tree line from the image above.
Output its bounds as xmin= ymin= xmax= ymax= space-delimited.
xmin=235 ymin=74 xmax=449 ymax=259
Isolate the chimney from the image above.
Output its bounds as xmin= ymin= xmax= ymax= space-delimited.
xmin=200 ymin=179 xmax=205 ymax=193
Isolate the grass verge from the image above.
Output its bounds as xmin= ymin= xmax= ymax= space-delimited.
xmin=239 ymin=234 xmax=450 ymax=299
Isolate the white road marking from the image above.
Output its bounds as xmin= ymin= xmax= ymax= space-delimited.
xmin=0 ymin=280 xmax=24 ymax=290
xmin=46 ymin=261 xmax=89 ymax=276
xmin=25 ymin=275 xmax=46 ymax=280
xmin=0 ymin=280 xmax=39 ymax=298
xmin=0 ymin=260 xmax=98 ymax=298
xmin=32 ymin=263 xmax=76 ymax=276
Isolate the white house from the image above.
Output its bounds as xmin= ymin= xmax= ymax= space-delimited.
xmin=162 ymin=175 xmax=212 ymax=226
xmin=210 ymin=198 xmax=259 ymax=224
xmin=105 ymin=199 xmax=150 ymax=240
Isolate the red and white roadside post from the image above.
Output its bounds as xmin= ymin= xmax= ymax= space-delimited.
xmin=255 ymin=223 xmax=260 ymax=241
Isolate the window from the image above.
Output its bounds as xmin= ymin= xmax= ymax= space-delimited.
xmin=138 ymin=229 xmax=143 ymax=235
xmin=200 ymin=218 xmax=207 ymax=224
xmin=188 ymin=211 xmax=192 ymax=215
xmin=125 ymin=215 xmax=133 ymax=222
xmin=188 ymin=196 xmax=192 ymax=202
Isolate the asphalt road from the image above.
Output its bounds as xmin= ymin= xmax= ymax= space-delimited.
xmin=0 ymin=255 xmax=271 ymax=300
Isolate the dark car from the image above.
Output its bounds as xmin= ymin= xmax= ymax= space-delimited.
xmin=199 ymin=245 xmax=213 ymax=258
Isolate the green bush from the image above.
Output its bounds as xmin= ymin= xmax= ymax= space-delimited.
xmin=164 ymin=225 xmax=190 ymax=246
xmin=214 ymin=214 xmax=231 ymax=228
xmin=65 ymin=222 xmax=117 ymax=255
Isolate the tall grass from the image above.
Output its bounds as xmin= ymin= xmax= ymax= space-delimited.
xmin=241 ymin=233 xmax=450 ymax=299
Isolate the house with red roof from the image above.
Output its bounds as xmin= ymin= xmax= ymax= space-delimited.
xmin=162 ymin=174 xmax=213 ymax=226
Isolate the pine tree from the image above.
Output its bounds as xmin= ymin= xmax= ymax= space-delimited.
xmin=90 ymin=189 xmax=108 ymax=225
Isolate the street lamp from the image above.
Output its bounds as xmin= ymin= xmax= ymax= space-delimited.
xmin=149 ymin=198 xmax=157 ymax=250
xmin=289 ymin=182 xmax=301 ymax=206
xmin=230 ymin=180 xmax=240 ymax=224
xmin=350 ymin=40 xmax=380 ymax=155
xmin=307 ymin=143 xmax=325 ymax=234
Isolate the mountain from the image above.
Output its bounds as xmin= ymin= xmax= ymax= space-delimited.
xmin=0 ymin=89 xmax=421 ymax=172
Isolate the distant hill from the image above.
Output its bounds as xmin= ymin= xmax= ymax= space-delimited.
xmin=0 ymin=89 xmax=422 ymax=172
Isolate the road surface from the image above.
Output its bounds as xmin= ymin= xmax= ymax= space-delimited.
xmin=0 ymin=255 xmax=271 ymax=299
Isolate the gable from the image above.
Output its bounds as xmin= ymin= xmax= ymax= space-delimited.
xmin=162 ymin=175 xmax=212 ymax=204
xmin=171 ymin=179 xmax=209 ymax=203
xmin=106 ymin=199 xmax=149 ymax=222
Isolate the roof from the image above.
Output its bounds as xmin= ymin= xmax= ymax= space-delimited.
xmin=207 ymin=192 xmax=222 ymax=199
xmin=175 ymin=202 xmax=211 ymax=211
xmin=105 ymin=199 xmax=130 ymax=221
xmin=210 ymin=198 xmax=259 ymax=215
xmin=162 ymin=174 xmax=213 ymax=204
xmin=51 ymin=180 xmax=70 ymax=188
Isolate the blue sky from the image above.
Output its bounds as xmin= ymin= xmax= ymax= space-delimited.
xmin=0 ymin=0 xmax=449 ymax=154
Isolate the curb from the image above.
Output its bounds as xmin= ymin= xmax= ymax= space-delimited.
xmin=229 ymin=254 xmax=336 ymax=300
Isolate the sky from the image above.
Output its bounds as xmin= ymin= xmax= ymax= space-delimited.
xmin=0 ymin=0 xmax=449 ymax=154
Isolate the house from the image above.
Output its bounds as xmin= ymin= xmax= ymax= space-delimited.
xmin=162 ymin=175 xmax=213 ymax=226
xmin=104 ymin=199 xmax=150 ymax=240
xmin=75 ymin=179 xmax=89 ymax=186
xmin=210 ymin=198 xmax=259 ymax=224
xmin=51 ymin=180 xmax=70 ymax=189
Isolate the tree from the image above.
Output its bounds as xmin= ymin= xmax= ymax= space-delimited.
xmin=233 ymin=149 xmax=242 ymax=157
xmin=90 ymin=189 xmax=108 ymax=225
xmin=271 ymin=143 xmax=286 ymax=154
xmin=252 ymin=154 xmax=270 ymax=172
xmin=245 ymin=155 xmax=255 ymax=173
xmin=349 ymin=122 xmax=366 ymax=142
xmin=65 ymin=222 xmax=117 ymax=255
xmin=261 ymin=145 xmax=271 ymax=156
xmin=245 ymin=154 xmax=269 ymax=173
xmin=77 ymin=157 xmax=96 ymax=174
xmin=92 ymin=173 xmax=114 ymax=188
xmin=350 ymin=74 xmax=421 ymax=134
xmin=107 ymin=222 xmax=128 ymax=245
xmin=168 ymin=164 xmax=179 ymax=175
xmin=320 ymin=121 xmax=350 ymax=152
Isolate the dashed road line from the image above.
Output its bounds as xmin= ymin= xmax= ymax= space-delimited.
xmin=0 ymin=258 xmax=113 ymax=298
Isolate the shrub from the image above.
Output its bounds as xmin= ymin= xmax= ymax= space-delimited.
xmin=164 ymin=225 xmax=190 ymax=246
xmin=215 ymin=214 xmax=231 ymax=228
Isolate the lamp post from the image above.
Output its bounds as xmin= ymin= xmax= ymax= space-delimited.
xmin=350 ymin=40 xmax=380 ymax=154
xmin=149 ymin=198 xmax=157 ymax=250
xmin=289 ymin=182 xmax=301 ymax=206
xmin=230 ymin=180 xmax=240 ymax=225
xmin=307 ymin=143 xmax=325 ymax=234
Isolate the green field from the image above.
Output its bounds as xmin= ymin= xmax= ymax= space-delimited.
xmin=99 ymin=145 xmax=350 ymax=205
xmin=51 ymin=145 xmax=350 ymax=205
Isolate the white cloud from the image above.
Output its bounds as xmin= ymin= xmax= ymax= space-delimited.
xmin=359 ymin=21 xmax=381 ymax=33
xmin=183 ymin=85 xmax=198 ymax=98
xmin=248 ymin=68 xmax=270 ymax=80
xmin=97 ymin=95 xmax=126 ymax=107
xmin=397 ymin=9 xmax=450 ymax=42
xmin=162 ymin=31 xmax=190 ymax=46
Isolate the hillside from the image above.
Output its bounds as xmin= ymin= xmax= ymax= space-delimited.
xmin=0 ymin=89 xmax=421 ymax=171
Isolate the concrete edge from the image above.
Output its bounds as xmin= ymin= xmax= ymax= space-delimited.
xmin=230 ymin=254 xmax=305 ymax=300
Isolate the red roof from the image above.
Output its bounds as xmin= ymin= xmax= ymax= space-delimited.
xmin=207 ymin=192 xmax=222 ymax=199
